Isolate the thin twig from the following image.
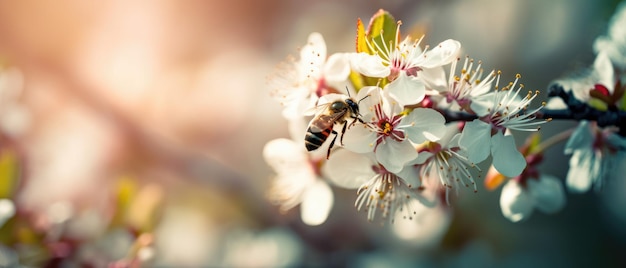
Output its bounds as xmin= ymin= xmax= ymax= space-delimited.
xmin=546 ymin=84 xmax=626 ymax=136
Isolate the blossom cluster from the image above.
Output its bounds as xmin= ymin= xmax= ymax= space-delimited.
xmin=493 ymin=2 xmax=626 ymax=223
xmin=265 ymin=6 xmax=626 ymax=227
xmin=549 ymin=2 xmax=626 ymax=194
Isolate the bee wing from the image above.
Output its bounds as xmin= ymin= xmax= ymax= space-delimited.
xmin=304 ymin=102 xmax=331 ymax=116
xmin=308 ymin=112 xmax=346 ymax=133
xmin=304 ymin=93 xmax=347 ymax=116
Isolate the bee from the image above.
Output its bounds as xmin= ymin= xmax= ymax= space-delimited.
xmin=305 ymin=91 xmax=367 ymax=159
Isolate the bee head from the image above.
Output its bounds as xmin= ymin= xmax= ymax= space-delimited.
xmin=345 ymin=98 xmax=360 ymax=114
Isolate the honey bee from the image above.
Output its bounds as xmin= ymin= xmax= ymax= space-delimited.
xmin=305 ymin=91 xmax=367 ymax=159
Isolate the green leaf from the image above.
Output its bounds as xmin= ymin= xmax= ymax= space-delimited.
xmin=349 ymin=71 xmax=365 ymax=92
xmin=366 ymin=9 xmax=398 ymax=56
xmin=353 ymin=10 xmax=398 ymax=87
xmin=349 ymin=71 xmax=387 ymax=91
xmin=588 ymin=98 xmax=608 ymax=111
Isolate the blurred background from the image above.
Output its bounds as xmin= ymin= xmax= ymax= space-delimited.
xmin=0 ymin=0 xmax=624 ymax=267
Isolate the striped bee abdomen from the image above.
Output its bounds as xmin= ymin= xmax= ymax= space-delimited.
xmin=304 ymin=126 xmax=331 ymax=151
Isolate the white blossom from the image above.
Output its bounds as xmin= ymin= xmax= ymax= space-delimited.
xmin=437 ymin=57 xmax=496 ymax=111
xmin=550 ymin=51 xmax=615 ymax=105
xmin=564 ymin=121 xmax=626 ymax=192
xmin=350 ymin=25 xmax=460 ymax=107
xmin=500 ymin=175 xmax=566 ymax=222
xmin=268 ymin=32 xmax=352 ymax=119
xmin=389 ymin=198 xmax=452 ymax=249
xmin=263 ymin=138 xmax=334 ymax=226
xmin=459 ymin=73 xmax=547 ymax=177
xmin=414 ymin=124 xmax=479 ymax=199
xmin=322 ymin=149 xmax=426 ymax=223
xmin=343 ymin=86 xmax=447 ymax=173
xmin=593 ymin=1 xmax=626 ymax=70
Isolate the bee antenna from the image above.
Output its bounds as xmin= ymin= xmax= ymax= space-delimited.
xmin=345 ymin=86 xmax=351 ymax=97
xmin=358 ymin=94 xmax=370 ymax=104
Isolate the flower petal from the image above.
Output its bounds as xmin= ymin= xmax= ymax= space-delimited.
xmin=566 ymin=149 xmax=598 ymax=193
xmin=379 ymin=89 xmax=403 ymax=118
xmin=356 ymin=86 xmax=383 ymax=119
xmin=350 ymin=52 xmax=390 ymax=78
xmin=402 ymin=108 xmax=447 ymax=143
xmin=419 ymin=66 xmax=447 ymax=92
xmin=593 ymin=52 xmax=615 ymax=93
xmin=386 ymin=72 xmax=426 ymax=107
xmin=607 ymin=133 xmax=626 ymax=151
xmin=564 ymin=121 xmax=593 ymax=154
xmin=376 ymin=140 xmax=418 ymax=173
xmin=323 ymin=53 xmax=351 ymax=84
xmin=396 ymin=164 xmax=420 ymax=189
xmin=491 ymin=132 xmax=526 ymax=178
xmin=418 ymin=39 xmax=461 ymax=68
xmin=300 ymin=180 xmax=333 ymax=226
xmin=527 ymin=175 xmax=566 ymax=214
xmin=298 ymin=32 xmax=327 ymax=80
xmin=413 ymin=151 xmax=433 ymax=165
xmin=469 ymin=92 xmax=496 ymax=117
xmin=322 ymin=149 xmax=374 ymax=189
xmin=265 ymin=139 xmax=317 ymax=212
xmin=592 ymin=2 xmax=626 ymax=67
xmin=281 ymin=89 xmax=317 ymax=119
xmin=342 ymin=124 xmax=377 ymax=154
xmin=500 ymin=180 xmax=534 ymax=222
xmin=263 ymin=138 xmax=308 ymax=174
xmin=391 ymin=200 xmax=451 ymax=248
xmin=458 ymin=120 xmax=491 ymax=164
xmin=287 ymin=117 xmax=309 ymax=144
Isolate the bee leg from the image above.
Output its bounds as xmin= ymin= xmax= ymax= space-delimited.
xmin=339 ymin=122 xmax=348 ymax=146
xmin=327 ymin=129 xmax=339 ymax=160
xmin=348 ymin=116 xmax=366 ymax=129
